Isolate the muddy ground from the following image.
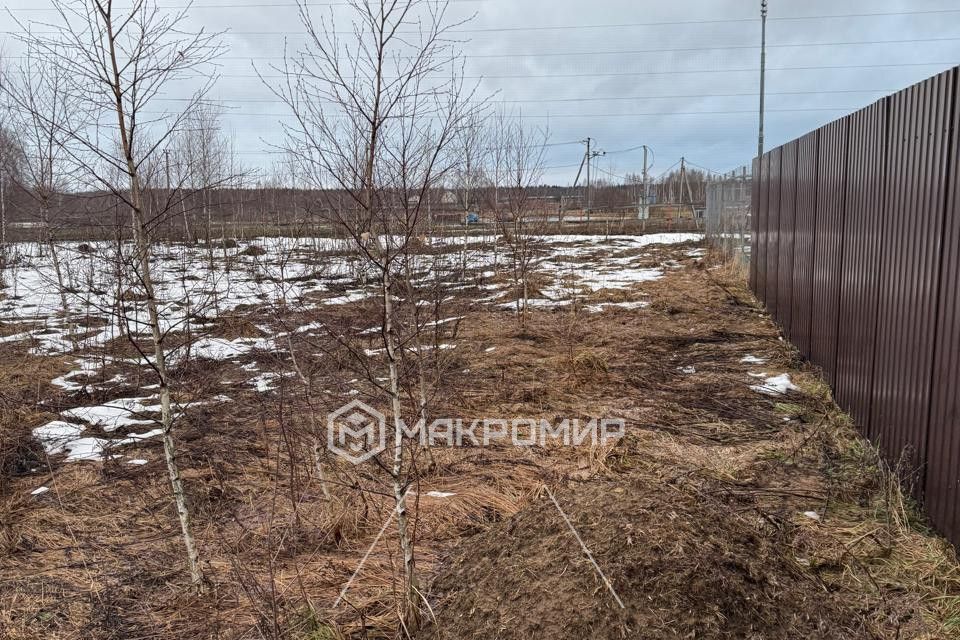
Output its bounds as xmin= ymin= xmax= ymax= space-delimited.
xmin=1 ymin=237 xmax=958 ymax=639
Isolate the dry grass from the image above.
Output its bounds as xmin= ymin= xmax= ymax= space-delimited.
xmin=1 ymin=240 xmax=959 ymax=639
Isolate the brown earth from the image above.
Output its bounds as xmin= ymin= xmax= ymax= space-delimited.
xmin=0 ymin=239 xmax=958 ymax=639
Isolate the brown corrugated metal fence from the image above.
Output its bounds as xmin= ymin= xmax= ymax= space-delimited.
xmin=790 ymin=131 xmax=819 ymax=359
xmin=750 ymin=66 xmax=960 ymax=545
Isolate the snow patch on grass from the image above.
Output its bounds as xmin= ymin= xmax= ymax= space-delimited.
xmin=750 ymin=373 xmax=800 ymax=396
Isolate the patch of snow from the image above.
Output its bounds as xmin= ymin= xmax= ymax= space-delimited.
xmin=750 ymin=373 xmax=800 ymax=396
xmin=501 ymin=298 xmax=572 ymax=309
xmin=423 ymin=316 xmax=463 ymax=328
xmin=33 ymin=420 xmax=85 ymax=445
xmin=61 ymin=437 xmax=112 ymax=461
xmin=185 ymin=336 xmax=275 ymax=362
xmin=62 ymin=396 xmax=158 ymax=432
xmin=0 ymin=331 xmax=32 ymax=344
xmin=324 ymin=291 xmax=368 ymax=305
xmin=128 ymin=459 xmax=149 ymax=465
xmin=249 ymin=372 xmax=280 ymax=392
xmin=740 ymin=355 xmax=767 ymax=364
xmin=585 ymin=300 xmax=649 ymax=313
xmin=118 ymin=428 xmax=164 ymax=442
xmin=30 ymin=486 xmax=50 ymax=496
xmin=293 ymin=321 xmax=327 ymax=334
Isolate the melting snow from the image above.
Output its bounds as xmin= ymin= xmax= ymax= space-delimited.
xmin=0 ymin=234 xmax=701 ymax=360
xmin=750 ymin=373 xmax=800 ymax=396
xmin=61 ymin=396 xmax=158 ymax=432
xmin=186 ymin=336 xmax=275 ymax=362
xmin=325 ymin=292 xmax=368 ymax=305
xmin=249 ymin=372 xmax=280 ymax=392
xmin=585 ymin=300 xmax=649 ymax=313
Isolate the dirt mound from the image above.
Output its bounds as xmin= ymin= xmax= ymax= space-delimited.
xmin=419 ymin=476 xmax=869 ymax=640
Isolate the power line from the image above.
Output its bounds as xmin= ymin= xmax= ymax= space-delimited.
xmin=157 ymin=61 xmax=958 ymax=81
xmin=6 ymin=8 xmax=960 ymax=29
xmin=7 ymin=0 xmax=485 ymax=9
xmin=652 ymin=160 xmax=682 ymax=181
xmin=592 ymin=165 xmax=631 ymax=181
xmin=138 ymin=106 xmax=859 ymax=119
xmin=682 ymin=159 xmax=724 ymax=175
xmin=9 ymin=36 xmax=958 ymax=59
xmin=156 ymin=88 xmax=898 ymax=106
xmin=605 ymin=144 xmax=649 ymax=156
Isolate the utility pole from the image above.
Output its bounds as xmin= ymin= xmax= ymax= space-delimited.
xmin=165 ymin=149 xmax=171 ymax=192
xmin=678 ymin=157 xmax=686 ymax=221
xmin=581 ymin=137 xmax=605 ymax=217
xmin=585 ymin=137 xmax=592 ymax=213
xmin=639 ymin=144 xmax=651 ymax=220
xmin=758 ymin=0 xmax=768 ymax=159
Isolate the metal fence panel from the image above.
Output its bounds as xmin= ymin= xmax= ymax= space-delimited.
xmin=809 ymin=117 xmax=848 ymax=387
xmin=750 ymin=157 xmax=761 ymax=291
xmin=835 ymin=100 xmax=887 ymax=433
xmin=750 ymin=65 xmax=960 ymax=546
xmin=927 ymin=67 xmax=960 ymax=543
xmin=777 ymin=140 xmax=798 ymax=338
xmin=791 ymin=131 xmax=819 ymax=358
xmin=871 ymin=69 xmax=955 ymax=487
xmin=756 ymin=153 xmax=771 ymax=304
xmin=765 ymin=147 xmax=782 ymax=315
xmin=705 ymin=168 xmax=752 ymax=266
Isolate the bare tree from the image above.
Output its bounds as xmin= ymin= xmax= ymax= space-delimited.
xmin=486 ymin=110 xmax=548 ymax=327
xmin=268 ymin=0 xmax=483 ymax=630
xmin=449 ymin=113 xmax=487 ymax=277
xmin=16 ymin=0 xmax=223 ymax=589
xmin=1 ymin=42 xmax=81 ymax=313
xmin=0 ymin=118 xmax=24 ymax=265
xmin=174 ymin=102 xmax=229 ymax=260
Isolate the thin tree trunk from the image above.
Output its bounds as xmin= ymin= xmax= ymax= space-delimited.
xmin=104 ymin=19 xmax=204 ymax=589
xmin=40 ymin=202 xmax=70 ymax=315
xmin=132 ymin=185 xmax=204 ymax=589
xmin=1 ymin=177 xmax=6 ymax=249
xmin=405 ymin=259 xmax=436 ymax=472
xmin=181 ymin=193 xmax=192 ymax=243
xmin=48 ymin=241 xmax=70 ymax=314
xmin=382 ymin=270 xmax=420 ymax=632
xmin=286 ymin=333 xmax=332 ymax=500
xmin=204 ymin=190 xmax=214 ymax=271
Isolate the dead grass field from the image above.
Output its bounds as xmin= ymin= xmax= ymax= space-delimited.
xmin=1 ymin=238 xmax=959 ymax=639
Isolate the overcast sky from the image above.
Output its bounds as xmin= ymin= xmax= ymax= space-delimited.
xmin=4 ymin=0 xmax=960 ymax=184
